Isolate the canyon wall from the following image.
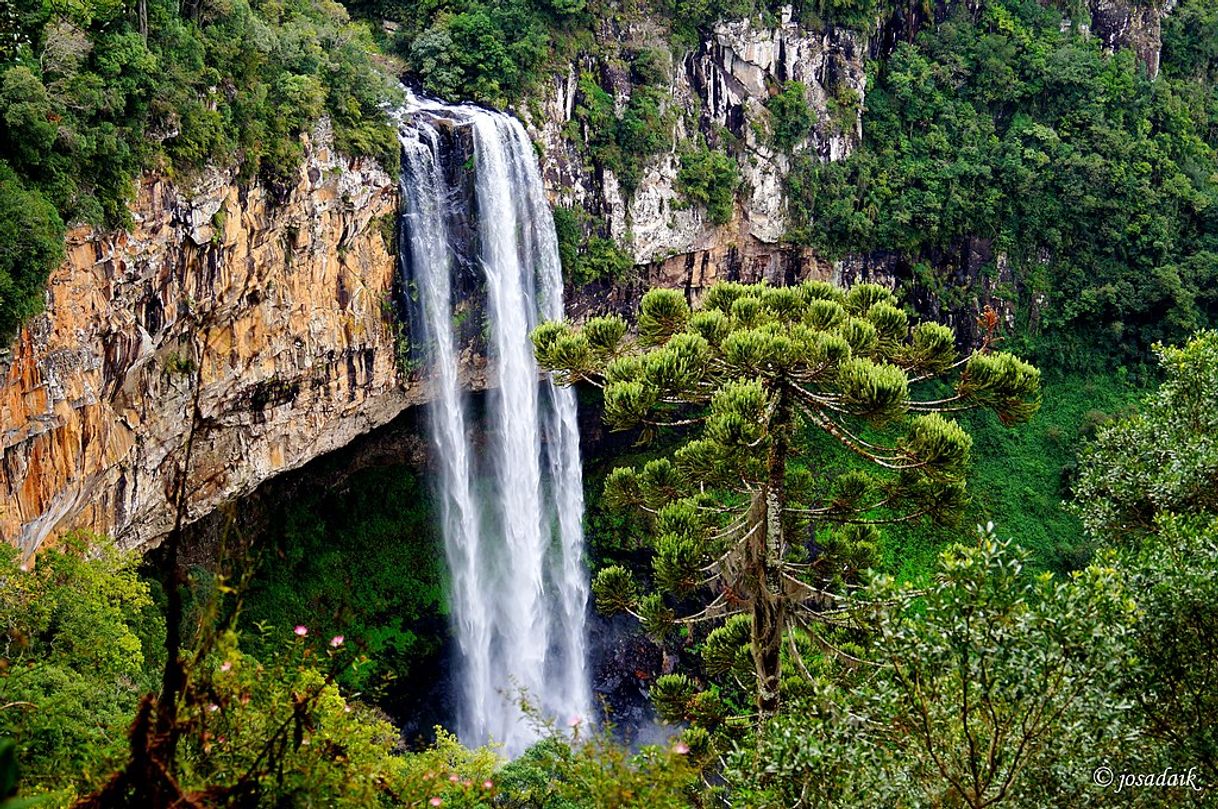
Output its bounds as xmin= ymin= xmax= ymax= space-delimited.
xmin=523 ymin=0 xmax=1174 ymax=312
xmin=0 ymin=123 xmax=414 ymax=558
xmin=525 ymin=11 xmax=865 ymax=289
xmin=0 ymin=0 xmax=1176 ymax=555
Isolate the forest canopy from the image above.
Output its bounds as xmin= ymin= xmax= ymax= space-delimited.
xmin=788 ymin=0 xmax=1218 ymax=368
xmin=0 ymin=0 xmax=397 ymax=341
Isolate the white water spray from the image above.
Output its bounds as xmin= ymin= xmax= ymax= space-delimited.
xmin=398 ymin=96 xmax=592 ymax=756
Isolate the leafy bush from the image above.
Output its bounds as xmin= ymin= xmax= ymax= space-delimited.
xmin=1120 ymin=516 xmax=1218 ymax=783
xmin=765 ymin=81 xmax=814 ymax=151
xmin=0 ymin=163 xmax=63 ymax=341
xmin=1072 ymin=330 xmax=1218 ymax=542
xmin=728 ymin=532 xmax=1142 ymax=807
xmin=573 ymin=73 xmax=674 ymax=195
xmin=553 ymin=205 xmax=635 ymax=286
xmin=676 ymin=145 xmax=739 ymax=225
xmin=409 ymin=2 xmax=549 ymax=105
xmin=237 ymin=467 xmax=446 ymax=702
xmin=0 ymin=535 xmax=163 ymax=800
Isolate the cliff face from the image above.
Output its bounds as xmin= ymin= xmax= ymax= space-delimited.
xmin=526 ymin=0 xmax=1176 ymax=313
xmin=525 ymin=12 xmax=866 ymax=287
xmin=0 ymin=123 xmax=414 ymax=557
xmin=0 ymin=3 xmax=1179 ymax=557
xmin=1085 ymin=0 xmax=1177 ymax=78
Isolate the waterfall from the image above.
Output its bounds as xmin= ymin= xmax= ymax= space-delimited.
xmin=397 ymin=95 xmax=592 ymax=756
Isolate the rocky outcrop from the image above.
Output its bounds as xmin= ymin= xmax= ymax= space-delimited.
xmin=0 ymin=122 xmax=415 ymax=558
xmin=1085 ymin=0 xmax=1177 ymax=78
xmin=525 ymin=9 xmax=867 ymax=284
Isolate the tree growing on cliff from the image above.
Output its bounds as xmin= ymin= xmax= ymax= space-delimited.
xmin=533 ymin=281 xmax=1040 ymax=718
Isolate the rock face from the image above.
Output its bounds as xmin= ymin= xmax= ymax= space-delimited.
xmin=0 ymin=122 xmax=414 ymax=557
xmin=524 ymin=9 xmax=867 ymax=286
xmin=1 ymin=2 xmax=1179 ymax=557
xmin=1086 ymin=0 xmax=1177 ymax=78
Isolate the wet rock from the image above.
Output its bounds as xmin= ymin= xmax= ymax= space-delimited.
xmin=588 ymin=614 xmax=665 ymax=741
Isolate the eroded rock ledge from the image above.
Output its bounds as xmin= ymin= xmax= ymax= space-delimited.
xmin=0 ymin=122 xmax=414 ymax=557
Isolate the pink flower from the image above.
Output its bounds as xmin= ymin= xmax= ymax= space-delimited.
xmin=448 ymin=773 xmax=459 ymax=783
xmin=567 ymin=714 xmax=582 ymax=727
xmin=673 ymin=741 xmax=690 ymax=755
xmin=220 ymin=661 xmax=232 ymax=672
xmin=208 ymin=704 xmax=220 ymax=713
xmin=294 ymin=625 xmax=308 ymax=636
xmin=429 ymin=799 xmax=442 ymax=807
xmin=330 ymin=635 xmax=344 ymax=647
xmin=482 ymin=780 xmax=494 ymax=790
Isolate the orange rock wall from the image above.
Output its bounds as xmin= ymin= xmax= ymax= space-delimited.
xmin=0 ymin=123 xmax=416 ymax=557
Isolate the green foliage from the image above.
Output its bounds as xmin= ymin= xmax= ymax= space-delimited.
xmin=728 ymin=531 xmax=1143 ymax=807
xmin=573 ymin=73 xmax=674 ymax=195
xmin=0 ymin=518 xmax=697 ymax=807
xmin=1120 ymin=516 xmax=1218 ymax=783
xmin=0 ymin=738 xmax=38 ymax=809
xmin=0 ymin=0 xmax=397 ymax=338
xmin=535 ymin=280 xmax=1040 ymax=721
xmin=1072 ymin=331 xmax=1218 ymax=542
xmin=765 ymin=81 xmax=814 ymax=151
xmin=174 ymin=634 xmax=412 ymax=806
xmin=0 ymin=535 xmax=163 ymax=800
xmin=1161 ymin=0 xmax=1218 ymax=82
xmin=675 ymin=145 xmax=740 ymax=225
xmin=237 ymin=467 xmax=446 ymax=700
xmin=591 ymin=565 xmax=638 ymax=614
xmin=407 ymin=1 xmax=549 ymax=106
xmin=552 ymin=205 xmax=636 ymax=287
xmin=0 ymin=162 xmax=63 ymax=342
xmin=792 ymin=368 xmax=1139 ymax=582
xmin=650 ymin=674 xmax=697 ymax=723
xmin=788 ymin=0 xmax=1218 ymax=368
xmin=492 ymin=734 xmax=697 ymax=808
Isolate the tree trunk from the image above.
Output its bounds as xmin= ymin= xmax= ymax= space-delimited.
xmin=751 ymin=382 xmax=791 ymax=718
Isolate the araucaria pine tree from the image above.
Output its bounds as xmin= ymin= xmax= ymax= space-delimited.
xmin=533 ymin=282 xmax=1041 ymax=717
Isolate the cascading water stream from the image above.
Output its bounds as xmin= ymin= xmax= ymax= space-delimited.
xmin=397 ymin=95 xmax=592 ymax=757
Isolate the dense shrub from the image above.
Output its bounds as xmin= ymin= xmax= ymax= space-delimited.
xmin=0 ymin=164 xmax=63 ymax=341
xmin=407 ymin=1 xmax=550 ymax=105
xmin=553 ymin=205 xmax=635 ymax=286
xmin=765 ymin=80 xmax=814 ymax=151
xmin=0 ymin=535 xmax=163 ymax=800
xmin=675 ymin=145 xmax=740 ymax=225
xmin=573 ymin=72 xmax=674 ymax=194
xmin=237 ymin=467 xmax=446 ymax=702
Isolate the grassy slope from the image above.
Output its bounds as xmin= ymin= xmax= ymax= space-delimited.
xmin=877 ymin=371 xmax=1141 ymax=582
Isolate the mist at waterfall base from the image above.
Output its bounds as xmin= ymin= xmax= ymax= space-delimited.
xmin=397 ymin=94 xmax=595 ymax=757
